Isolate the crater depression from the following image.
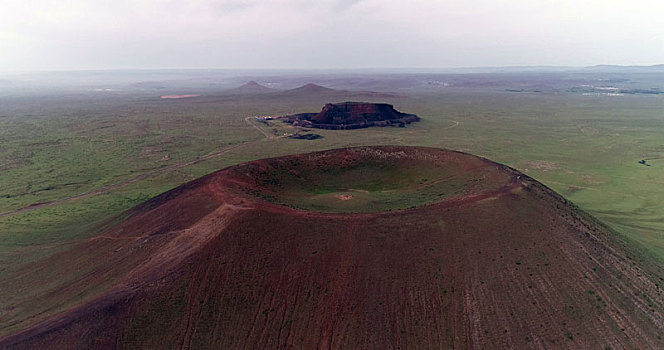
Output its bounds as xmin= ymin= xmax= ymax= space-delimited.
xmin=224 ymin=147 xmax=511 ymax=212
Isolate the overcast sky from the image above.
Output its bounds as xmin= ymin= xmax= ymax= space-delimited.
xmin=1 ymin=0 xmax=662 ymax=72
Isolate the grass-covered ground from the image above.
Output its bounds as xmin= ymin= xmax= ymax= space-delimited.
xmin=1 ymin=88 xmax=664 ymax=273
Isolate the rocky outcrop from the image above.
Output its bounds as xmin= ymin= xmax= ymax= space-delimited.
xmin=281 ymin=102 xmax=419 ymax=129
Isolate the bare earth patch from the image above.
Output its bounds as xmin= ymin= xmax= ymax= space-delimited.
xmin=336 ymin=194 xmax=353 ymax=201
xmin=523 ymin=160 xmax=560 ymax=171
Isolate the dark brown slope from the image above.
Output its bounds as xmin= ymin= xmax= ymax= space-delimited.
xmin=1 ymin=147 xmax=664 ymax=349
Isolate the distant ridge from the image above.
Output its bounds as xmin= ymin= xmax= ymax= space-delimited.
xmin=280 ymin=83 xmax=398 ymax=98
xmin=583 ymin=64 xmax=664 ymax=72
xmin=587 ymin=64 xmax=664 ymax=69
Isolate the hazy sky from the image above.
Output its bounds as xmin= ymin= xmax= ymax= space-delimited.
xmin=1 ymin=0 xmax=662 ymax=71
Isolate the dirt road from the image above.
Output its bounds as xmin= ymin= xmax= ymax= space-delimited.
xmin=245 ymin=116 xmax=275 ymax=140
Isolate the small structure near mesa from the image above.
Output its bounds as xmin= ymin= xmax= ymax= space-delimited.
xmin=280 ymin=101 xmax=420 ymax=130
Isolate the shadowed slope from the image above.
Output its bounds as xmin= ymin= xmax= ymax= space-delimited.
xmin=1 ymin=146 xmax=663 ymax=349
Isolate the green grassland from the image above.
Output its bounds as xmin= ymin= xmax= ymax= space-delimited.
xmin=1 ymin=88 xmax=664 ymax=275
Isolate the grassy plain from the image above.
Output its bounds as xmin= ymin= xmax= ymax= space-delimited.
xmin=1 ymin=86 xmax=664 ymax=276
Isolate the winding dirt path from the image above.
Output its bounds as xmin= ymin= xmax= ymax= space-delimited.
xmin=444 ymin=120 xmax=460 ymax=129
xmin=245 ymin=116 xmax=276 ymax=140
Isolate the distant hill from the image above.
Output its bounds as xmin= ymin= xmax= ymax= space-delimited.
xmin=283 ymin=83 xmax=337 ymax=95
xmin=222 ymin=80 xmax=277 ymax=95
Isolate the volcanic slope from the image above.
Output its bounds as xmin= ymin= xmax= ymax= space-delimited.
xmin=1 ymin=146 xmax=664 ymax=349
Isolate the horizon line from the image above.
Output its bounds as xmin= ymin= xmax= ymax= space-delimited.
xmin=2 ymin=63 xmax=664 ymax=75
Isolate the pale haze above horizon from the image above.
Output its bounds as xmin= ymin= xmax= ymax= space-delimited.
xmin=1 ymin=0 xmax=663 ymax=72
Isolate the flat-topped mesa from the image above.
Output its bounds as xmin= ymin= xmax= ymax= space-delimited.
xmin=281 ymin=102 xmax=420 ymax=129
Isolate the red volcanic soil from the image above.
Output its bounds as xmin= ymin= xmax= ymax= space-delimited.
xmin=160 ymin=94 xmax=201 ymax=99
xmin=1 ymin=146 xmax=664 ymax=349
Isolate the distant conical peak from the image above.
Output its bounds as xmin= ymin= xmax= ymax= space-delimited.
xmin=297 ymin=83 xmax=332 ymax=90
xmin=225 ymin=80 xmax=275 ymax=94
